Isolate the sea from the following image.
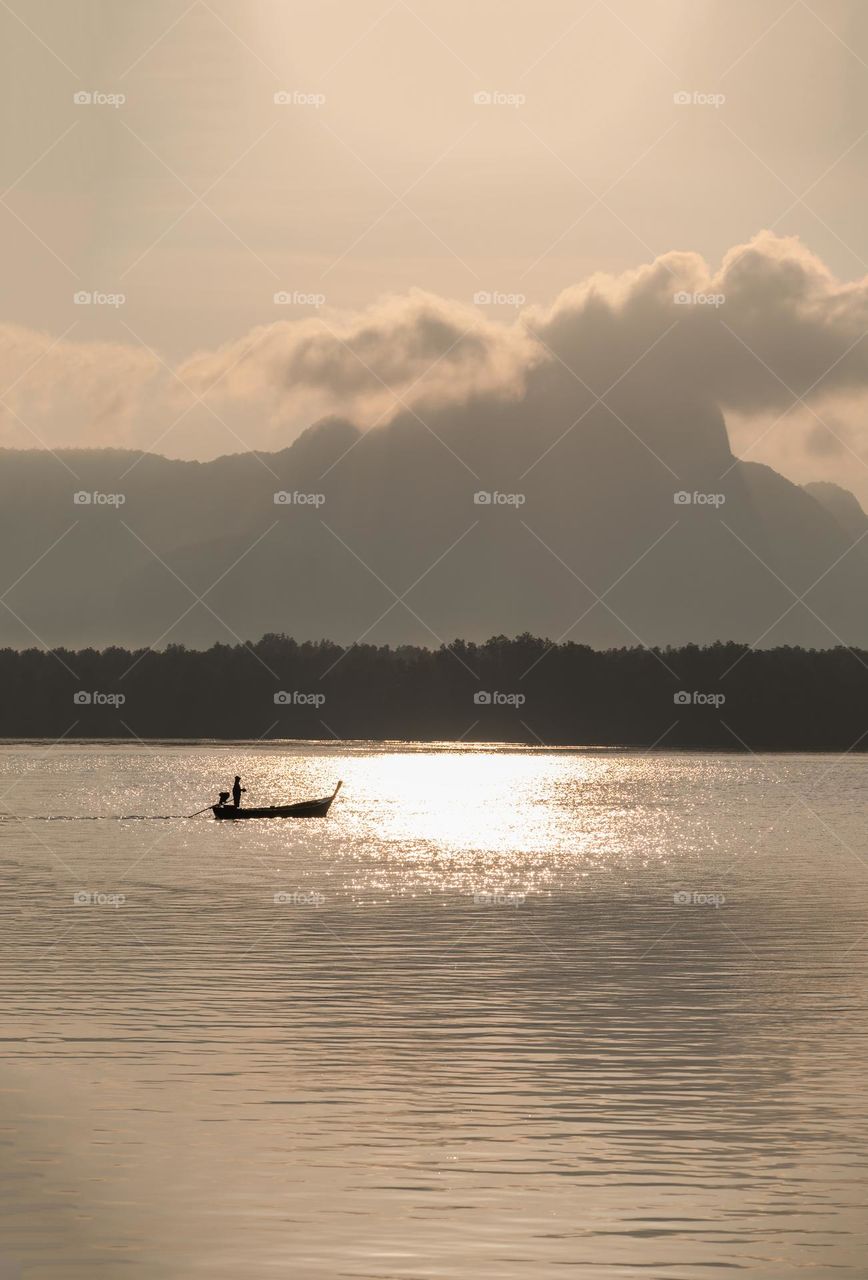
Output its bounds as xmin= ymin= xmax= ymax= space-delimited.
xmin=1 ymin=741 xmax=867 ymax=1278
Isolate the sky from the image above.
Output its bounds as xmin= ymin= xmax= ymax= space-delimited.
xmin=3 ymin=0 xmax=868 ymax=499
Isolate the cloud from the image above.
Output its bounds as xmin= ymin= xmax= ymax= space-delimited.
xmin=2 ymin=234 xmax=868 ymax=483
xmin=0 ymin=324 xmax=163 ymax=451
xmin=527 ymin=232 xmax=868 ymax=416
xmin=177 ymin=290 xmax=538 ymax=436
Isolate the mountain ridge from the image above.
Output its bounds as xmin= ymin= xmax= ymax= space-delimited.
xmin=1 ymin=403 xmax=866 ymax=651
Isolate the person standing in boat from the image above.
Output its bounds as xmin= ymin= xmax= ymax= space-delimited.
xmin=232 ymin=776 xmax=246 ymax=809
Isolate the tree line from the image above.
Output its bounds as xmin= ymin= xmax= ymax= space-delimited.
xmin=1 ymin=634 xmax=866 ymax=749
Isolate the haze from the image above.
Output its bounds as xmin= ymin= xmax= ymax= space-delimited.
xmin=3 ymin=0 xmax=868 ymax=504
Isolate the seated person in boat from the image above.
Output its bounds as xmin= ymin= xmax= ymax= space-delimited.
xmin=217 ymin=791 xmax=230 ymax=808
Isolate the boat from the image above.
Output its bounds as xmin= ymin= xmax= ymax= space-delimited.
xmin=212 ymin=781 xmax=342 ymax=821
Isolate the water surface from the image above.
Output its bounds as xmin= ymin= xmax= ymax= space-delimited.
xmin=1 ymin=743 xmax=867 ymax=1278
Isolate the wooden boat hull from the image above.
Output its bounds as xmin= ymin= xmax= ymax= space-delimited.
xmin=212 ymin=782 xmax=342 ymax=821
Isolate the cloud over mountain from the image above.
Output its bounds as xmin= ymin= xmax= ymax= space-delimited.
xmin=4 ymin=235 xmax=868 ymax=656
xmin=177 ymin=290 xmax=538 ymax=432
xmin=2 ymin=233 xmax=868 ymax=499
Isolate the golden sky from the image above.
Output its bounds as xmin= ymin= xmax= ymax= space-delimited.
xmin=2 ymin=0 xmax=868 ymax=495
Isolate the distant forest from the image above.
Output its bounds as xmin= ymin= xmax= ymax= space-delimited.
xmin=2 ymin=634 xmax=868 ymax=749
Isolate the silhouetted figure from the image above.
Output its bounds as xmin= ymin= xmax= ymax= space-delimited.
xmin=217 ymin=791 xmax=230 ymax=807
xmin=232 ymin=776 xmax=246 ymax=809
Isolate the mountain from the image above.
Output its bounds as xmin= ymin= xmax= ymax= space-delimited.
xmin=803 ymin=481 xmax=868 ymax=543
xmin=2 ymin=370 xmax=868 ymax=651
